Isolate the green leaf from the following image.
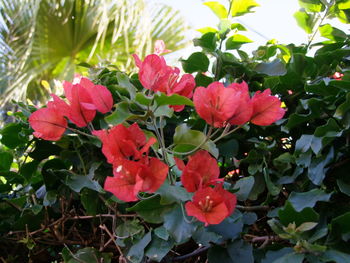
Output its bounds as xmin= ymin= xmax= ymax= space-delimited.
xmin=207 ymin=211 xmax=243 ymax=239
xmin=226 ymin=34 xmax=253 ymax=50
xmin=272 ymin=253 xmax=304 ymax=263
xmin=156 ymin=181 xmax=192 ymax=205
xmin=116 ymin=219 xmax=144 ymax=239
xmin=264 ymin=169 xmax=281 ymax=196
xmin=154 ymin=92 xmax=194 ymax=107
xmin=154 ymin=226 xmax=169 ymax=240
xmin=234 ymin=176 xmax=255 ymax=201
xmin=63 ymin=247 xmax=112 ymax=263
xmin=181 ymin=52 xmax=210 ymax=73
xmin=153 ymin=105 xmax=174 ymax=118
xmin=194 ymin=32 xmax=217 ymax=51
xmin=230 ymin=0 xmax=260 ymax=17
xmin=254 ymin=60 xmax=287 ymax=76
xmin=116 ymin=72 xmax=136 ymax=100
xmin=105 ymin=101 xmax=133 ymax=125
xmin=218 ymin=139 xmax=239 ymax=158
xmin=203 ymin=1 xmax=228 ymax=19
xmin=1 ymin=123 xmax=28 ymax=149
xmin=288 ymin=189 xmax=332 ymax=211
xmin=307 ymin=148 xmax=334 ymax=185
xmin=296 ymin=222 xmax=318 ymax=232
xmin=337 ymin=179 xmax=350 ymax=196
xmin=226 ymin=240 xmax=254 ymax=263
xmin=192 ymin=226 xmax=222 ymax=246
xmin=334 ymin=92 xmax=350 ymax=120
xmin=0 ymin=151 xmax=13 ymax=172
xmin=322 ymin=250 xmax=350 ymax=263
xmin=208 ymin=246 xmax=232 ymax=263
xmin=127 ymin=195 xmax=174 ymax=224
xmin=331 ymin=211 xmax=350 ymax=235
xmin=299 ymin=0 xmax=325 ymax=12
xmin=145 ymin=235 xmax=174 ymax=262
xmin=163 ymin=205 xmax=197 ymax=244
xmin=43 ymin=191 xmax=57 ymax=206
xmin=294 ymin=10 xmax=315 ymax=34
xmin=278 ymin=202 xmax=319 ymax=227
xmin=127 ymin=232 xmax=152 ymax=263
xmin=173 ymin=124 xmax=219 ymax=158
xmin=319 ymin=24 xmax=347 ymax=41
xmin=29 ymin=140 xmax=62 ymax=161
xmin=81 ymin=188 xmax=99 ymax=215
xmin=231 ymin=23 xmax=247 ymax=31
xmin=65 ymin=173 xmax=103 ymax=193
xmin=135 ymin=92 xmax=153 ymax=106
xmin=261 ymin=248 xmax=294 ymax=263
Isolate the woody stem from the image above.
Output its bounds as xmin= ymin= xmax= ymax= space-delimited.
xmin=212 ymin=124 xmax=244 ymax=143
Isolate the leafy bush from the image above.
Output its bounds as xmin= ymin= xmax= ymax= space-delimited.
xmin=1 ymin=0 xmax=350 ymax=262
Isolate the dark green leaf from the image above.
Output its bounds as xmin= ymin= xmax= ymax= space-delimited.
xmin=105 ymin=101 xmax=133 ymax=125
xmin=322 ymin=250 xmax=350 ymax=263
xmin=173 ymin=124 xmax=219 ymax=158
xmin=181 ymin=52 xmax=210 ymax=73
xmin=192 ymin=226 xmax=221 ymax=246
xmin=288 ymin=189 xmax=332 ymax=212
xmin=261 ymin=248 xmax=294 ymax=263
xmin=272 ymin=253 xmax=304 ymax=263
xmin=127 ymin=195 xmax=174 ymax=224
xmin=154 ymin=226 xmax=169 ymax=240
xmin=0 ymin=123 xmax=28 ymax=149
xmin=127 ymin=232 xmax=152 ymax=263
xmin=81 ymin=188 xmax=99 ymax=215
xmin=194 ymin=32 xmax=217 ymax=51
xmin=0 ymin=151 xmax=13 ymax=172
xmin=278 ymin=202 xmax=319 ymax=226
xmin=234 ymin=176 xmax=255 ymax=201
xmin=116 ymin=219 xmax=144 ymax=239
xmin=207 ymin=210 xmax=243 ymax=239
xmin=116 ymin=72 xmax=136 ymax=100
xmin=226 ymin=240 xmax=253 ymax=263
xmin=163 ymin=205 xmax=197 ymax=244
xmin=337 ymin=179 xmax=350 ymax=196
xmin=145 ymin=235 xmax=174 ymax=262
xmin=156 ymin=181 xmax=192 ymax=205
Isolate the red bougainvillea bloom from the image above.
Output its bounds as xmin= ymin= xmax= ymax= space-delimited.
xmin=133 ymin=48 xmax=195 ymax=112
xmin=214 ymin=183 xmax=237 ymax=216
xmin=227 ymin=81 xmax=253 ymax=125
xmin=331 ymin=72 xmax=344 ymax=80
xmin=250 ymin=89 xmax=285 ymax=126
xmin=185 ymin=187 xmax=233 ymax=226
xmin=93 ymin=123 xmax=156 ymax=164
xmin=77 ymin=77 xmax=113 ymax=114
xmin=133 ymin=54 xmax=171 ymax=92
xmin=154 ymin=40 xmax=171 ymax=55
xmin=50 ymin=81 xmax=96 ymax=127
xmin=104 ymin=157 xmax=168 ymax=202
xmin=29 ymin=107 xmax=67 ymax=141
xmin=175 ymin=150 xmax=220 ymax=193
xmin=193 ymin=82 xmax=241 ymax=127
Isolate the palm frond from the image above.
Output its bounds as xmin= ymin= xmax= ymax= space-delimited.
xmin=0 ymin=0 xmax=190 ymax=104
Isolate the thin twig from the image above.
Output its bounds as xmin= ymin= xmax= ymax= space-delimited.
xmin=236 ymin=205 xmax=270 ymax=211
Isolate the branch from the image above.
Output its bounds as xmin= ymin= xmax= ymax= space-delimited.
xmin=172 ymin=246 xmax=210 ymax=262
xmin=236 ymin=205 xmax=270 ymax=211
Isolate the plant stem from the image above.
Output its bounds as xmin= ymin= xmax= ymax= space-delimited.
xmin=213 ymin=124 xmax=244 ymax=143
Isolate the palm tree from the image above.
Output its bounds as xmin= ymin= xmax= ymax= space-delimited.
xmin=0 ymin=0 xmax=189 ymax=104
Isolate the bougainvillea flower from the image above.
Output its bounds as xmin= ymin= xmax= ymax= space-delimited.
xmin=175 ymin=150 xmax=220 ymax=192
xmin=133 ymin=48 xmax=196 ymax=111
xmin=227 ymin=81 xmax=253 ymax=125
xmin=78 ymin=77 xmax=113 ymax=114
xmin=104 ymin=157 xmax=168 ymax=202
xmin=29 ymin=107 xmax=67 ymax=141
xmin=250 ymin=89 xmax=285 ymax=126
xmin=133 ymin=54 xmax=171 ymax=92
xmin=154 ymin=40 xmax=171 ymax=55
xmin=331 ymin=72 xmax=344 ymax=80
xmin=92 ymin=123 xmax=156 ymax=164
xmin=214 ymin=184 xmax=237 ymax=216
xmin=49 ymin=81 xmax=96 ymax=127
xmin=185 ymin=187 xmax=230 ymax=226
xmin=193 ymin=82 xmax=242 ymax=127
